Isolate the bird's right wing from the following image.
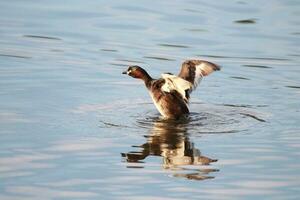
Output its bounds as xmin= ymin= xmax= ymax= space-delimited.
xmin=178 ymin=60 xmax=220 ymax=91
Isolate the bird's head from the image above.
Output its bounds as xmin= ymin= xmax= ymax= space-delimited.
xmin=122 ymin=65 xmax=148 ymax=79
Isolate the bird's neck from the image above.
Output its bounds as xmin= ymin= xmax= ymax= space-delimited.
xmin=133 ymin=68 xmax=153 ymax=89
xmin=142 ymin=73 xmax=153 ymax=89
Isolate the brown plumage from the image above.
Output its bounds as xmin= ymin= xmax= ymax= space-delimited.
xmin=122 ymin=60 xmax=220 ymax=119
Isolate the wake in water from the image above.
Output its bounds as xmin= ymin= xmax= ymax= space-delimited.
xmin=94 ymin=101 xmax=267 ymax=135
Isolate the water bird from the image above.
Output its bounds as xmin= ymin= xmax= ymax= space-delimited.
xmin=122 ymin=60 xmax=220 ymax=119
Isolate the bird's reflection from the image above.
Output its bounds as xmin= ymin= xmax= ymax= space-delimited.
xmin=121 ymin=118 xmax=219 ymax=180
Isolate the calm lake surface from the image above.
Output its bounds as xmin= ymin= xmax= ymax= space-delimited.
xmin=1 ymin=0 xmax=300 ymax=199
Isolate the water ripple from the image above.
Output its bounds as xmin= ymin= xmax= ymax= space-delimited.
xmin=86 ymin=100 xmax=268 ymax=135
xmin=23 ymin=35 xmax=62 ymax=41
xmin=158 ymin=43 xmax=190 ymax=48
xmin=143 ymin=56 xmax=176 ymax=61
xmin=0 ymin=53 xmax=31 ymax=59
xmin=234 ymin=19 xmax=257 ymax=24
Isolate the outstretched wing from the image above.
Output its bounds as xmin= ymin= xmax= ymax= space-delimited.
xmin=178 ymin=60 xmax=220 ymax=90
xmin=160 ymin=60 xmax=220 ymax=104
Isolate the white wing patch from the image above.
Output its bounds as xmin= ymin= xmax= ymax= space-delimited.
xmin=193 ymin=63 xmax=204 ymax=89
xmin=161 ymin=74 xmax=193 ymax=102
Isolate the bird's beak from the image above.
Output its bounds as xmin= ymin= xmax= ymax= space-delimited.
xmin=122 ymin=70 xmax=127 ymax=75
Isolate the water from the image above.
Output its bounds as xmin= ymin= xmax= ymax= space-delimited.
xmin=0 ymin=0 xmax=300 ymax=199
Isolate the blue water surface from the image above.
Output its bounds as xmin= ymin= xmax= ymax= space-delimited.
xmin=0 ymin=0 xmax=300 ymax=199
